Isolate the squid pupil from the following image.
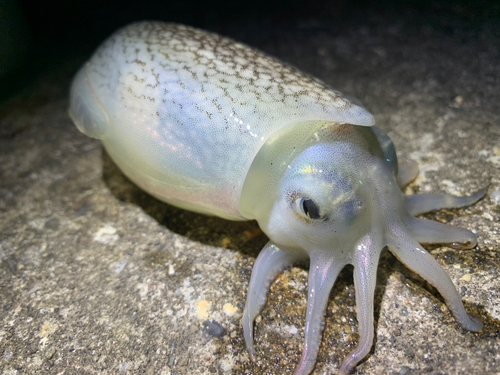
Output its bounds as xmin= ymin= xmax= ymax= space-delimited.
xmin=303 ymin=198 xmax=321 ymax=219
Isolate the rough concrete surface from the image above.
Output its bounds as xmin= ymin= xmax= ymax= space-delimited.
xmin=1 ymin=6 xmax=499 ymax=375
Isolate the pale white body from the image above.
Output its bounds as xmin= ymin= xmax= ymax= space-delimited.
xmin=70 ymin=22 xmax=485 ymax=375
xmin=69 ymin=22 xmax=373 ymax=220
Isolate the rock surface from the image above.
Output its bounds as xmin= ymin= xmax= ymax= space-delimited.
xmin=1 ymin=4 xmax=499 ymax=375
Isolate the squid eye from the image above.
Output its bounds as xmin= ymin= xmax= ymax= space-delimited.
xmin=302 ymin=198 xmax=323 ymax=220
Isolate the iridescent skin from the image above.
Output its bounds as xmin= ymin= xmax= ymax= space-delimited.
xmin=69 ymin=22 xmax=372 ymax=220
xmin=69 ymin=22 xmax=486 ymax=375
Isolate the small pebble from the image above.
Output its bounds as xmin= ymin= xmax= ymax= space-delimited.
xmin=168 ymin=355 xmax=175 ymax=367
xmin=45 ymin=347 xmax=56 ymax=360
xmin=202 ymin=319 xmax=226 ymax=338
xmin=44 ymin=218 xmax=60 ymax=230
xmin=223 ymin=303 xmax=238 ymax=317
xmin=460 ymin=274 xmax=472 ymax=282
xmin=177 ymin=357 xmax=189 ymax=366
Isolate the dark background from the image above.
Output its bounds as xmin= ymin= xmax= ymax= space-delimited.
xmin=1 ymin=0 xmax=498 ymax=102
xmin=16 ymin=0 xmax=500 ymax=51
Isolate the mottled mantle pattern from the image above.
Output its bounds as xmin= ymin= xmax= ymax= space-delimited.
xmin=82 ymin=22 xmax=372 ymax=218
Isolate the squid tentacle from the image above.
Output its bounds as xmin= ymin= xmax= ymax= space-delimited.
xmin=338 ymin=235 xmax=383 ymax=375
xmin=294 ymin=256 xmax=346 ymax=375
xmin=388 ymin=225 xmax=482 ymax=332
xmin=405 ymin=216 xmax=477 ymax=249
xmin=242 ymin=242 xmax=306 ymax=360
xmin=405 ymin=187 xmax=487 ymax=216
